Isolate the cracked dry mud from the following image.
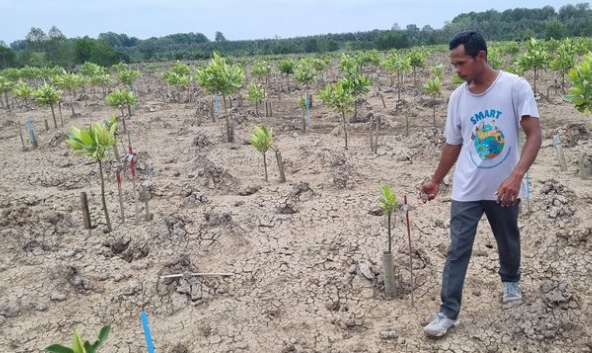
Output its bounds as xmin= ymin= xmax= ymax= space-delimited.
xmin=1 ymin=67 xmax=592 ymax=353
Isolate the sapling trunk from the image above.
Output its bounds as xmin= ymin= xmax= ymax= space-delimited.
xmin=387 ymin=212 xmax=392 ymax=254
xmin=69 ymin=90 xmax=76 ymax=116
xmin=119 ymin=107 xmax=127 ymax=134
xmin=223 ymin=94 xmax=234 ymax=143
xmin=98 ymin=161 xmax=112 ymax=232
xmin=117 ymin=175 xmax=125 ymax=223
xmin=341 ymin=111 xmax=349 ymax=150
xmin=262 ymin=152 xmax=268 ymax=182
xmin=534 ymin=67 xmax=537 ymax=93
xmin=433 ymin=96 xmax=436 ymax=127
xmin=397 ymin=73 xmax=402 ymax=101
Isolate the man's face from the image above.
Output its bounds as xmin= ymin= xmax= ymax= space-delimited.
xmin=450 ymin=44 xmax=486 ymax=82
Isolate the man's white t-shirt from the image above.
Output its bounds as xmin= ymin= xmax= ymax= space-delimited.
xmin=444 ymin=71 xmax=539 ymax=202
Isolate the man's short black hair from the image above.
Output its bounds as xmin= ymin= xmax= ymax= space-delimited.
xmin=449 ymin=31 xmax=487 ymax=58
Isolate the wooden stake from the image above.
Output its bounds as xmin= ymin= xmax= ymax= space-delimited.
xmin=44 ymin=120 xmax=49 ymax=131
xmin=403 ymin=195 xmax=415 ymax=307
xmin=81 ymin=192 xmax=92 ymax=229
xmin=374 ymin=117 xmax=381 ymax=154
xmin=18 ymin=122 xmax=26 ymax=151
xmin=116 ymin=168 xmax=125 ymax=224
xmin=275 ymin=149 xmax=286 ymax=183
xmin=553 ymin=135 xmax=567 ymax=171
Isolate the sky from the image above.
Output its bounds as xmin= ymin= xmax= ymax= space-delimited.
xmin=0 ymin=0 xmax=585 ymax=44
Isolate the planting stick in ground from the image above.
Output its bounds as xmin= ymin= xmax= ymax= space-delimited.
xmin=160 ymin=272 xmax=234 ymax=279
xmin=58 ymin=101 xmax=64 ymax=127
xmin=140 ymin=311 xmax=156 ymax=353
xmin=139 ymin=185 xmax=153 ymax=221
xmin=81 ymin=192 xmax=92 ymax=230
xmin=18 ymin=122 xmax=26 ymax=151
xmin=403 ymin=195 xmax=415 ymax=307
xmin=128 ymin=146 xmax=140 ymax=223
xmin=553 ymin=135 xmax=568 ymax=171
xmin=374 ymin=116 xmax=381 ymax=154
xmin=25 ymin=119 xmax=38 ymax=149
xmin=115 ymin=163 xmax=125 ymax=223
xmin=275 ymin=149 xmax=287 ymax=183
xmin=44 ymin=120 xmax=49 ymax=131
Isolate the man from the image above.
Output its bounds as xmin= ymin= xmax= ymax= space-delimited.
xmin=420 ymin=31 xmax=542 ymax=337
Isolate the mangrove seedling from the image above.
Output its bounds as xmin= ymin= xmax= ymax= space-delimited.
xmin=34 ymin=83 xmax=63 ymax=128
xmin=46 ymin=325 xmax=111 ymax=353
xmin=65 ymin=121 xmax=118 ymax=232
xmin=250 ymin=125 xmax=273 ymax=182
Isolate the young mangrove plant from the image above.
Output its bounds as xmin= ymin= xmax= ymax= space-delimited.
xmin=65 ymin=122 xmax=118 ymax=232
xmin=46 ymin=325 xmax=111 ymax=353
xmin=250 ymin=125 xmax=273 ymax=182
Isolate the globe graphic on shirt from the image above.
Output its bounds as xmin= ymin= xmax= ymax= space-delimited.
xmin=472 ymin=121 xmax=505 ymax=160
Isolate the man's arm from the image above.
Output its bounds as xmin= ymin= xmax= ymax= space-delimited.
xmin=495 ymin=116 xmax=542 ymax=206
xmin=420 ymin=143 xmax=462 ymax=202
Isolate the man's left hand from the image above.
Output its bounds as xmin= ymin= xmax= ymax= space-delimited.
xmin=495 ymin=175 xmax=522 ymax=207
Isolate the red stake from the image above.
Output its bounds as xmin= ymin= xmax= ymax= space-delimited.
xmin=404 ymin=195 xmax=415 ymax=307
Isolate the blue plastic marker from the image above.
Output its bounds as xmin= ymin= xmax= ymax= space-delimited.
xmin=306 ymin=96 xmax=310 ymax=121
xmin=140 ymin=311 xmax=156 ymax=353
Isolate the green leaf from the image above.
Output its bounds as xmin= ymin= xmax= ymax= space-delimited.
xmin=45 ymin=344 xmax=74 ymax=353
xmin=96 ymin=325 xmax=111 ymax=348
xmin=71 ymin=330 xmax=86 ymax=353
xmin=83 ymin=341 xmax=95 ymax=353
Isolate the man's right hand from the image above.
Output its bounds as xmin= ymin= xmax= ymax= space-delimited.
xmin=419 ymin=180 xmax=440 ymax=203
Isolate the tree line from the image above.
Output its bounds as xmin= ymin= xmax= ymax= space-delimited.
xmin=1 ymin=2 xmax=591 ymax=68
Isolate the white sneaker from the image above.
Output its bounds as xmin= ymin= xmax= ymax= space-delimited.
xmin=502 ymin=281 xmax=522 ymax=304
xmin=423 ymin=312 xmax=459 ymax=337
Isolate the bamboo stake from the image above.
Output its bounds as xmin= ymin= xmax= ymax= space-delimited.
xmin=18 ymin=122 xmax=26 ymax=151
xmin=553 ymin=135 xmax=567 ymax=171
xmin=403 ymin=195 xmax=415 ymax=307
xmin=81 ymin=192 xmax=92 ymax=230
